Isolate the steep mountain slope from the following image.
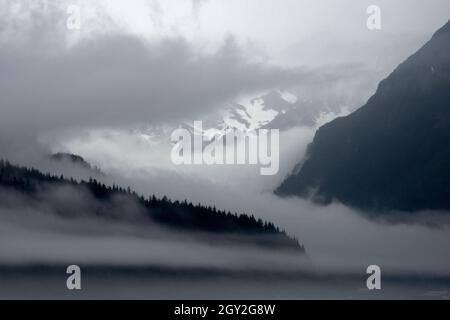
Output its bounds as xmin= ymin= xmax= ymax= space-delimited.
xmin=0 ymin=160 xmax=304 ymax=252
xmin=276 ymin=20 xmax=450 ymax=212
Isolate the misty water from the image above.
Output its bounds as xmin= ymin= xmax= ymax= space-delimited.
xmin=1 ymin=267 xmax=450 ymax=299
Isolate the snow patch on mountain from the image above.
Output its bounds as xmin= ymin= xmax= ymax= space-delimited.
xmin=222 ymin=97 xmax=279 ymax=132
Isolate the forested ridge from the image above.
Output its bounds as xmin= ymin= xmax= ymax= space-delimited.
xmin=0 ymin=159 xmax=304 ymax=251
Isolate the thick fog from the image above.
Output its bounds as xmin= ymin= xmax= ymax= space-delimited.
xmin=55 ymin=122 xmax=450 ymax=277
xmin=1 ymin=0 xmax=450 ymax=298
xmin=0 ymin=185 xmax=309 ymax=273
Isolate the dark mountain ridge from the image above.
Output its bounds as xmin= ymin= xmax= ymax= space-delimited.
xmin=50 ymin=152 xmax=93 ymax=168
xmin=0 ymin=159 xmax=304 ymax=252
xmin=49 ymin=152 xmax=104 ymax=176
xmin=276 ymin=20 xmax=450 ymax=212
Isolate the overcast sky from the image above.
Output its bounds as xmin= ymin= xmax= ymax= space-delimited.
xmin=1 ymin=0 xmax=449 ymax=143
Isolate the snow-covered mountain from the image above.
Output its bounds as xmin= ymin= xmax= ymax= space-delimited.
xmin=134 ymin=89 xmax=351 ymax=147
xmin=187 ymin=89 xmax=350 ymax=135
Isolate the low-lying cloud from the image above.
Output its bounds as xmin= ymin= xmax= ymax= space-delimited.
xmin=46 ymin=122 xmax=450 ymax=277
xmin=0 ymin=186 xmax=307 ymax=272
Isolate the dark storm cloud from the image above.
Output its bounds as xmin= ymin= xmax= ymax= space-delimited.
xmin=0 ymin=1 xmax=383 ymax=161
xmin=0 ymin=2 xmax=314 ymax=137
xmin=2 ymin=35 xmax=305 ymax=126
xmin=1 ymin=0 xmax=367 ymax=165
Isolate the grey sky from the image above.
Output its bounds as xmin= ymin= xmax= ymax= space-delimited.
xmin=0 ymin=0 xmax=348 ymax=153
xmin=1 ymin=0 xmax=449 ymax=136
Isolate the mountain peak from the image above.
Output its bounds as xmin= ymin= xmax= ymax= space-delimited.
xmin=50 ymin=152 xmax=92 ymax=169
xmin=276 ymin=19 xmax=450 ymax=212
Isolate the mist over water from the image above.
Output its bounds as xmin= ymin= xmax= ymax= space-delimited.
xmin=2 ymin=87 xmax=450 ymax=299
xmin=1 ymin=0 xmax=450 ymax=299
xmin=0 ymin=122 xmax=442 ymax=299
xmin=66 ymin=124 xmax=450 ymax=277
